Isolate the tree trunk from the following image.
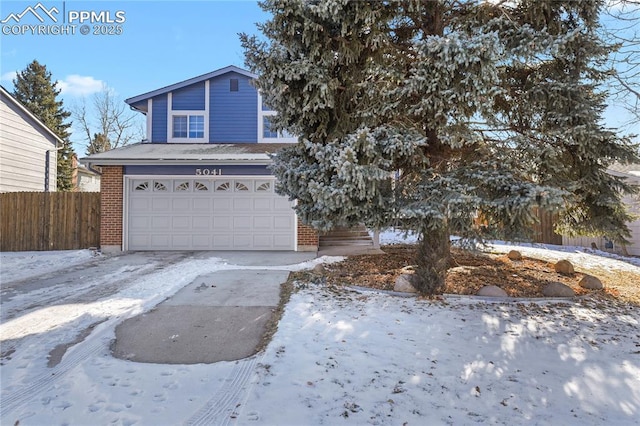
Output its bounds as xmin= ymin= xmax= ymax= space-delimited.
xmin=414 ymin=225 xmax=450 ymax=295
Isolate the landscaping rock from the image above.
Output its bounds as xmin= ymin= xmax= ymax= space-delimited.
xmin=507 ymin=250 xmax=522 ymax=261
xmin=312 ymin=264 xmax=325 ymax=274
xmin=477 ymin=285 xmax=508 ymax=297
xmin=579 ymin=275 xmax=604 ymax=290
xmin=448 ymin=266 xmax=476 ymax=275
xmin=554 ymin=260 xmax=575 ymax=275
xmin=543 ymin=282 xmax=576 ymax=297
xmin=394 ymin=274 xmax=417 ymax=293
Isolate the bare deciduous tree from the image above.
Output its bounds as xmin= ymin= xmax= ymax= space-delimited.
xmin=602 ymin=0 xmax=640 ymax=129
xmin=74 ymin=85 xmax=142 ymax=155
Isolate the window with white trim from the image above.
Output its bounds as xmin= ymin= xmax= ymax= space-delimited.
xmin=172 ymin=114 xmax=205 ymax=139
xmin=263 ymin=116 xmax=278 ymax=138
xmin=167 ymin=81 xmax=210 ymax=143
xmin=257 ymin=92 xmax=296 ymax=143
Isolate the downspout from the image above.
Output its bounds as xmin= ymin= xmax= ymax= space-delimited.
xmin=45 ymin=146 xmax=64 ymax=192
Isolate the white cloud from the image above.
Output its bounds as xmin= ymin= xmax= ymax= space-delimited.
xmin=57 ymin=74 xmax=103 ymax=97
xmin=1 ymin=71 xmax=17 ymax=82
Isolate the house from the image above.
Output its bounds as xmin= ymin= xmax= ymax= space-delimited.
xmin=75 ymin=164 xmax=101 ymax=192
xmin=562 ymin=165 xmax=640 ymax=256
xmin=83 ymin=65 xmax=319 ymax=253
xmin=0 ymin=85 xmax=61 ymax=192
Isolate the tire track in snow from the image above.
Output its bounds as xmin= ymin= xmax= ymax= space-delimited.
xmin=0 ymin=314 xmax=123 ymax=419
xmin=2 ymin=255 xmax=211 ymax=420
xmin=186 ymin=355 xmax=261 ymax=426
xmin=1 ymin=252 xmax=193 ymax=322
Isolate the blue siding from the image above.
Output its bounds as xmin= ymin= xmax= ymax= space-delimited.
xmin=172 ymin=82 xmax=205 ymax=110
xmin=209 ymin=72 xmax=257 ymax=143
xmin=151 ymin=94 xmax=167 ymax=143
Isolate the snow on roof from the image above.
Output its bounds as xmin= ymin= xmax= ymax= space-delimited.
xmin=81 ymin=143 xmax=292 ymax=166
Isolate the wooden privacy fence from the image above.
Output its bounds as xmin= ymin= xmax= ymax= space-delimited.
xmin=0 ymin=192 xmax=100 ymax=251
xmin=531 ymin=207 xmax=563 ymax=245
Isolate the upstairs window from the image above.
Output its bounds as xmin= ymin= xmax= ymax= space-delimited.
xmin=230 ymin=78 xmax=239 ymax=92
xmin=262 ymin=116 xmax=293 ymax=139
xmin=167 ymin=82 xmax=209 ymax=143
xmin=188 ymin=115 xmax=204 ymax=138
xmin=262 ymin=117 xmax=279 ymax=138
xmin=258 ymin=91 xmax=296 ymax=143
xmin=172 ymin=116 xmax=188 ymax=138
xmin=173 ymin=115 xmax=204 ymax=139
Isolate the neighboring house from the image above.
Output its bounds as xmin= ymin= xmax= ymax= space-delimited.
xmin=75 ymin=164 xmax=101 ymax=192
xmin=563 ymin=165 xmax=640 ymax=256
xmin=0 ymin=85 xmax=61 ymax=192
xmin=83 ymin=65 xmax=318 ymax=252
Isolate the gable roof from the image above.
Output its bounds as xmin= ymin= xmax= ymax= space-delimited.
xmin=0 ymin=85 xmax=63 ymax=147
xmin=125 ymin=65 xmax=257 ymax=109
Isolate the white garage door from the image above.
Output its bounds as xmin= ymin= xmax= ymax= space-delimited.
xmin=126 ymin=177 xmax=296 ymax=250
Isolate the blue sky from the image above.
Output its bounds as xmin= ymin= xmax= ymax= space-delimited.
xmin=1 ymin=1 xmax=269 ymax=153
xmin=1 ymin=1 xmax=638 ymax=155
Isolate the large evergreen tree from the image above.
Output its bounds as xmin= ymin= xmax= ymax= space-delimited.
xmin=242 ymin=0 xmax=639 ymax=295
xmin=13 ymin=60 xmax=75 ymax=191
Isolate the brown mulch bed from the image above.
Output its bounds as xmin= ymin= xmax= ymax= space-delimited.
xmin=324 ymin=244 xmax=640 ymax=305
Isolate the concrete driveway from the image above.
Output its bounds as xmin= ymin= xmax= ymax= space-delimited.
xmin=112 ymin=251 xmax=315 ymax=364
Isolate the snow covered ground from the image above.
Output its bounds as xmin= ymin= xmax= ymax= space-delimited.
xmin=1 ymin=240 xmax=639 ymax=425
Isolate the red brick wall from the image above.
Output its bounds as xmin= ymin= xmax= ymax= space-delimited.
xmin=100 ymin=166 xmax=123 ymax=248
xmin=297 ymin=221 xmax=319 ymax=247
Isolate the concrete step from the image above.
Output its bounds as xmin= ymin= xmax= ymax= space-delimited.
xmin=320 ymin=235 xmax=371 ymax=241
xmin=319 ymin=225 xmax=374 ymax=248
xmin=319 ymin=240 xmax=374 ymax=247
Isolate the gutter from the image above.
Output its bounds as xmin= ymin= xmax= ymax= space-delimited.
xmin=80 ymin=158 xmax=273 ymax=167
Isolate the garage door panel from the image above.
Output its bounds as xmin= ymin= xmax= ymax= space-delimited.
xmin=212 ymin=198 xmax=231 ymax=212
xmin=273 ymin=234 xmax=294 ymax=249
xmin=274 ymin=198 xmax=293 ymax=211
xmin=233 ymin=198 xmax=252 ymax=210
xmin=173 ymin=198 xmax=193 ymax=211
xmin=233 ymin=216 xmax=251 ymax=229
xmin=233 ymin=234 xmax=252 ymax=248
xmin=274 ymin=216 xmax=293 ymax=229
xmin=151 ymin=216 xmax=171 ymax=229
xmin=152 ymin=198 xmax=171 ymax=210
xmin=171 ymin=235 xmax=191 ymax=249
xmin=192 ymin=216 xmax=211 ymax=230
xmin=172 ymin=216 xmax=190 ymax=229
xmin=150 ymin=234 xmax=171 ymax=248
xmin=212 ymin=234 xmax=232 ymax=248
xmin=129 ymin=234 xmax=149 ymax=247
xmin=252 ymin=234 xmax=273 ymax=248
xmin=253 ymin=198 xmax=272 ymax=211
xmin=213 ymin=216 xmax=231 ymax=229
xmin=127 ymin=177 xmax=295 ymax=250
xmin=130 ymin=198 xmax=150 ymax=210
xmin=253 ymin=216 xmax=272 ymax=229
xmin=129 ymin=216 xmax=150 ymax=230
xmin=192 ymin=198 xmax=211 ymax=211
xmin=193 ymin=235 xmax=212 ymax=249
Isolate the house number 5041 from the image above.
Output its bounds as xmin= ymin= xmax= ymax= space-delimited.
xmin=195 ymin=168 xmax=223 ymax=176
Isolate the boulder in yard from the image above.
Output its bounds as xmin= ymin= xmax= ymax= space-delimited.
xmin=543 ymin=282 xmax=576 ymax=297
xmin=554 ymin=260 xmax=575 ymax=275
xmin=394 ymin=274 xmax=417 ymax=293
xmin=477 ymin=285 xmax=508 ymax=297
xmin=312 ymin=263 xmax=325 ymax=274
xmin=579 ymin=275 xmax=604 ymax=290
xmin=507 ymin=250 xmax=522 ymax=261
xmin=448 ymin=266 xmax=476 ymax=275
